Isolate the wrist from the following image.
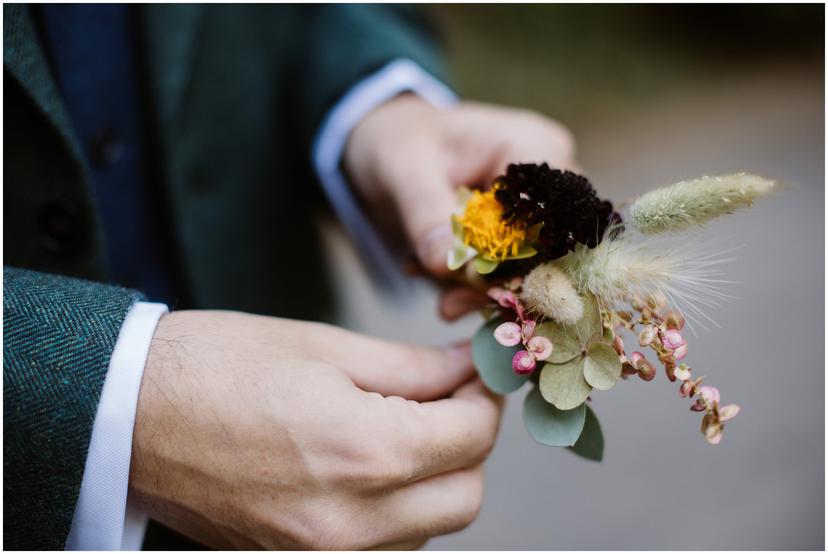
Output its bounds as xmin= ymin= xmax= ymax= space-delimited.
xmin=127 ymin=310 xmax=201 ymax=519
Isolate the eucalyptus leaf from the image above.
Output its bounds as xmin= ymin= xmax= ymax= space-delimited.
xmin=568 ymin=404 xmax=604 ymax=461
xmin=534 ymin=321 xmax=580 ymax=363
xmin=474 ymin=257 xmax=499 ymax=275
xmin=523 ymin=386 xmax=587 ymax=447
xmin=539 ymin=359 xmax=592 ymax=410
xmin=472 ymin=319 xmax=528 ymax=394
xmin=583 ymin=343 xmax=621 ymax=391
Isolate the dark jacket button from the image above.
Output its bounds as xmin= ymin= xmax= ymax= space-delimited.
xmin=89 ymin=128 xmax=125 ymax=168
xmin=37 ymin=199 xmax=85 ymax=255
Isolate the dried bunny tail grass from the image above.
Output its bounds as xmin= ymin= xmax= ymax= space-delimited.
xmin=520 ymin=263 xmax=584 ymax=325
xmin=630 ymin=173 xmax=775 ymax=235
xmin=556 ymin=232 xmax=738 ymax=331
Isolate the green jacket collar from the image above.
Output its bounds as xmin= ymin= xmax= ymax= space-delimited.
xmin=3 ymin=4 xmax=84 ymax=165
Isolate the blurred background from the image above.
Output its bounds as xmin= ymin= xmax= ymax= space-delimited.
xmin=319 ymin=4 xmax=824 ymax=550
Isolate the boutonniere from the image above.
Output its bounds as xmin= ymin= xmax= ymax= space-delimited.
xmin=450 ymin=164 xmax=775 ymax=460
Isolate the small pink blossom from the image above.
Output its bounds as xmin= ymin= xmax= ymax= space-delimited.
xmin=498 ymin=291 xmax=518 ymax=309
xmin=699 ymin=385 xmax=720 ymax=405
xmin=705 ymin=425 xmax=724 ymax=445
xmin=521 ymin=320 xmax=537 ymax=340
xmin=527 ymin=336 xmax=553 ymax=361
xmin=629 ymin=351 xmax=645 ymax=368
xmin=662 ymin=329 xmax=685 ymax=350
xmin=487 ymin=287 xmax=507 ymax=302
xmin=674 ymin=366 xmax=691 ymax=381
xmin=512 ymin=350 xmax=537 ymax=375
xmin=719 ymin=404 xmax=741 ymax=422
xmin=638 ymin=325 xmax=657 ymax=347
xmin=612 ymin=335 xmax=625 ymax=357
xmin=673 ymin=342 xmax=688 ymax=360
xmin=494 ymin=322 xmax=522 ymax=347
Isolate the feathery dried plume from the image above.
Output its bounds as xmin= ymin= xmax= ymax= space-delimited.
xmin=630 ymin=173 xmax=775 ymax=235
xmin=520 ymin=263 xmax=584 ymax=325
xmin=556 ymin=232 xmax=736 ymax=330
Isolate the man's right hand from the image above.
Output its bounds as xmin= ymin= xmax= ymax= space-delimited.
xmin=128 ymin=310 xmax=503 ymax=550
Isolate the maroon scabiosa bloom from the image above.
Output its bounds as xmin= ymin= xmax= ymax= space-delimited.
xmin=494 ymin=163 xmax=622 ymax=261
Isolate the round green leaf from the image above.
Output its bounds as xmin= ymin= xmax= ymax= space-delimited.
xmin=472 ymin=319 xmax=528 ymax=394
xmin=534 ymin=322 xmax=581 ymax=363
xmin=538 ymin=358 xmax=591 ymax=410
xmin=575 ymin=293 xmax=604 ymax=346
xmin=583 ymin=343 xmax=621 ymax=391
xmin=568 ymin=404 xmax=604 ymax=461
xmin=523 ymin=386 xmax=587 ymax=447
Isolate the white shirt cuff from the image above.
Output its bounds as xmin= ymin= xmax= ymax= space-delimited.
xmin=312 ymin=58 xmax=458 ymax=292
xmin=65 ymin=301 xmax=168 ymax=551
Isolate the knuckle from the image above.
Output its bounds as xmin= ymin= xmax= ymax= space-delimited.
xmin=334 ymin=431 xmax=410 ymax=490
xmin=291 ymin=506 xmax=367 ymax=550
xmin=455 ymin=476 xmax=485 ymax=530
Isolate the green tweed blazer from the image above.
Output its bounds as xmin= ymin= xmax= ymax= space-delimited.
xmin=4 ymin=4 xmax=448 ymax=549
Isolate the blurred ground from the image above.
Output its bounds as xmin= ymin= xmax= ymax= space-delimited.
xmin=319 ymin=5 xmax=824 ymax=550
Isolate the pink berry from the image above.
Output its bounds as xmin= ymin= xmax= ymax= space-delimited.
xmin=494 ymin=322 xmax=521 ymax=347
xmin=512 ymin=350 xmax=537 ymax=375
xmin=527 ymin=336 xmax=553 ymax=361
xmin=662 ymin=329 xmax=685 ymax=350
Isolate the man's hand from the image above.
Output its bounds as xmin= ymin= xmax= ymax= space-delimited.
xmin=129 ymin=310 xmax=502 ymax=550
xmin=344 ymin=95 xmax=579 ymax=280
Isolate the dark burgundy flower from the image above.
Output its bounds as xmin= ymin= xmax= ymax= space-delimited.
xmin=494 ymin=163 xmax=622 ymax=261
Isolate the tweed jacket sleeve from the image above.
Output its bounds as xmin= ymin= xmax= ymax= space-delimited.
xmin=3 ymin=266 xmax=144 ymax=550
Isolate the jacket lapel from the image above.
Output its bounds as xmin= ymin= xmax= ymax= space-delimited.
xmin=3 ymin=4 xmax=85 ymax=165
xmin=140 ymin=5 xmax=204 ymax=127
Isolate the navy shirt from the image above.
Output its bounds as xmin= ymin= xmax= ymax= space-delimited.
xmin=36 ymin=4 xmax=177 ymax=305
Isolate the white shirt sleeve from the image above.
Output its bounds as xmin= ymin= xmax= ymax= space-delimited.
xmin=312 ymin=58 xmax=458 ymax=293
xmin=65 ymin=301 xmax=168 ymax=551
xmin=65 ymin=59 xmax=453 ymax=552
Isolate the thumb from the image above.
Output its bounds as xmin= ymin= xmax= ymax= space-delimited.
xmin=389 ymin=160 xmax=457 ymax=278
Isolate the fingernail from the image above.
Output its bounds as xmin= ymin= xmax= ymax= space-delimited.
xmin=418 ymin=224 xmax=453 ymax=272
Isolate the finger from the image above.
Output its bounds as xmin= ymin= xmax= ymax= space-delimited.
xmin=439 ymin=286 xmax=491 ymax=321
xmin=388 ymin=378 xmax=503 ymax=481
xmin=314 ymin=326 xmax=476 ymax=402
xmin=382 ymin=148 xmax=458 ymax=277
xmin=370 ymin=539 xmax=428 ymax=550
xmin=377 ymin=465 xmax=485 ymax=544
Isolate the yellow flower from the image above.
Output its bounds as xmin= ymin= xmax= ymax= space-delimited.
xmin=455 ymin=190 xmax=527 ymax=261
